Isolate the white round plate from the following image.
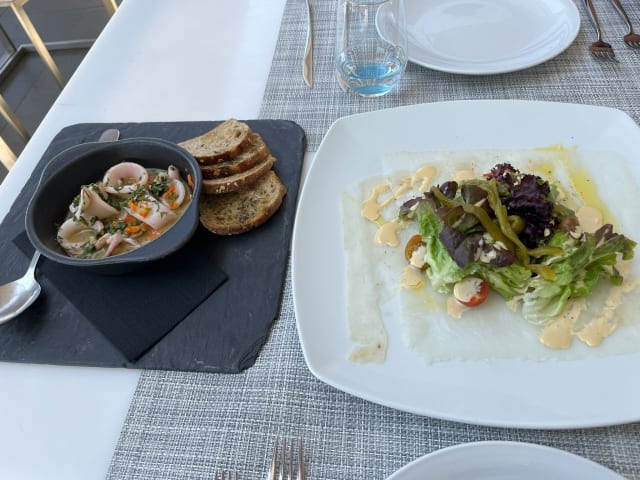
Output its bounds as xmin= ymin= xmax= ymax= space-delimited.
xmin=387 ymin=442 xmax=624 ymax=480
xmin=379 ymin=0 xmax=580 ymax=75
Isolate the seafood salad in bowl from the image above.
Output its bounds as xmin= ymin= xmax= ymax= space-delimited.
xmin=26 ymin=137 xmax=202 ymax=274
xmin=58 ymin=162 xmax=191 ymax=259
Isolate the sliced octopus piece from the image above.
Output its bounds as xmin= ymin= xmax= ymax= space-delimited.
xmin=103 ymin=162 xmax=149 ymax=196
xmin=168 ymin=165 xmax=182 ymax=180
xmin=77 ymin=185 xmax=119 ymax=221
xmin=125 ymin=194 xmax=176 ymax=230
xmin=57 ymin=217 xmax=98 ymax=257
xmin=103 ymin=232 xmax=123 ymax=257
xmin=160 ymin=178 xmax=187 ymax=209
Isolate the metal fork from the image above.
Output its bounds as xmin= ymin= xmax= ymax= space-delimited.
xmin=215 ymin=470 xmax=239 ymax=480
xmin=584 ymin=0 xmax=618 ymax=60
xmin=608 ymin=0 xmax=640 ymax=48
xmin=269 ymin=438 xmax=305 ymax=480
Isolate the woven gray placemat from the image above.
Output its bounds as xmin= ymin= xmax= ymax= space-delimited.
xmin=108 ymin=268 xmax=640 ymax=480
xmin=261 ymin=0 xmax=640 ymax=151
xmin=108 ymin=0 xmax=640 ymax=478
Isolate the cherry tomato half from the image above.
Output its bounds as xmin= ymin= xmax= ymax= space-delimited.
xmin=453 ymin=277 xmax=489 ymax=307
xmin=404 ymin=234 xmax=427 ymax=268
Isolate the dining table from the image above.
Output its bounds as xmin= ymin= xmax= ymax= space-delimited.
xmin=1 ymin=0 xmax=640 ymax=479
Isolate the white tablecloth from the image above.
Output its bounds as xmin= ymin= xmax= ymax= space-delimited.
xmin=0 ymin=2 xmax=286 ymax=478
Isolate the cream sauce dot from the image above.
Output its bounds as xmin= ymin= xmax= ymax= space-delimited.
xmin=577 ymin=279 xmax=636 ymax=347
xmin=361 ymin=184 xmax=390 ymax=221
xmin=539 ymin=298 xmax=586 ymax=349
xmin=362 ymin=164 xmax=439 ymax=248
xmin=576 ymin=206 xmax=603 ymax=234
xmin=453 ymin=278 xmax=483 ymax=303
xmin=375 ymin=220 xmax=403 ymax=247
xmin=411 ymin=165 xmax=437 ymax=192
xmin=446 ymin=296 xmax=470 ymax=318
xmin=453 ymin=169 xmax=477 ymax=182
xmin=400 ymin=265 xmax=424 ymax=288
xmin=393 ymin=180 xmax=412 ymax=199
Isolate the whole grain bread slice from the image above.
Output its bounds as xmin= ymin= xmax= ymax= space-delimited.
xmin=200 ymin=132 xmax=270 ymax=180
xmin=201 ymin=154 xmax=275 ymax=194
xmin=199 ymin=170 xmax=287 ymax=235
xmin=178 ymin=118 xmax=251 ymax=165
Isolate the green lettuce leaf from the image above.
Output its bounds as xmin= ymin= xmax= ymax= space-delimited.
xmin=522 ymin=229 xmax=636 ymax=323
xmin=417 ymin=202 xmax=530 ymax=299
xmin=417 ymin=198 xmax=636 ymax=313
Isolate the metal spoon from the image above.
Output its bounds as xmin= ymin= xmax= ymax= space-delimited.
xmin=0 ymin=252 xmax=41 ymax=325
xmin=0 ymin=128 xmax=121 ymax=325
xmin=97 ymin=128 xmax=120 ymax=142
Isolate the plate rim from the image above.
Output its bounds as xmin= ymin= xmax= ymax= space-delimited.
xmin=385 ymin=441 xmax=625 ymax=480
xmin=396 ymin=0 xmax=581 ymax=75
xmin=292 ymin=99 xmax=640 ymax=429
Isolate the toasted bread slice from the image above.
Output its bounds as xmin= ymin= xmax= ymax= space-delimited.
xmin=201 ymin=154 xmax=275 ymax=195
xmin=178 ymin=119 xmax=251 ymax=165
xmin=199 ymin=170 xmax=287 ymax=235
xmin=200 ymin=133 xmax=270 ymax=180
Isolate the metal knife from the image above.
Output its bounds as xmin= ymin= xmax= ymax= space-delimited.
xmin=337 ymin=1 xmax=348 ymax=91
xmin=303 ymin=0 xmax=313 ymax=88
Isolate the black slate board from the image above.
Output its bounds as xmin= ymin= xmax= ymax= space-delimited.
xmin=0 ymin=120 xmax=305 ymax=372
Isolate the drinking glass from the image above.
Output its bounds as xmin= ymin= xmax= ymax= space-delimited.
xmin=336 ymin=0 xmax=408 ymax=97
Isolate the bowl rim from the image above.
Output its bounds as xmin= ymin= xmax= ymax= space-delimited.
xmin=25 ymin=136 xmax=202 ymax=269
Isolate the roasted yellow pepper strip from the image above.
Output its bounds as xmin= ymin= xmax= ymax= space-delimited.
xmin=429 ymin=186 xmax=457 ymax=208
xmin=431 ymin=183 xmax=562 ymax=273
xmin=526 ymin=263 xmax=556 ymax=281
xmin=462 ymin=204 xmax=514 ymax=249
xmin=430 ymin=186 xmax=515 ymax=250
xmin=528 ymin=246 xmax=564 ymax=258
xmin=486 ymin=180 xmax=530 ymax=265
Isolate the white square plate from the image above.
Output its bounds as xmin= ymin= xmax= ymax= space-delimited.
xmin=292 ymin=100 xmax=640 ymax=428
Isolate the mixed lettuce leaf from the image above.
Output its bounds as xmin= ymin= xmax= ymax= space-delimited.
xmin=401 ymin=163 xmax=636 ymax=323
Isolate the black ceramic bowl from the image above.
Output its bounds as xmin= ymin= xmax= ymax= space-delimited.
xmin=26 ymin=137 xmax=202 ymax=275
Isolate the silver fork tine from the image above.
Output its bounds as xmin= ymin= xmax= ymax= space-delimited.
xmin=279 ymin=438 xmax=286 ymax=480
xmin=298 ymin=439 xmax=305 ymax=480
xmin=270 ymin=438 xmax=305 ymax=480
xmin=215 ymin=470 xmax=238 ymax=480
xmin=583 ymin=0 xmax=617 ymax=60
xmin=289 ymin=439 xmax=294 ymax=480
xmin=608 ymin=0 xmax=640 ymax=47
xmin=269 ymin=439 xmax=278 ymax=480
